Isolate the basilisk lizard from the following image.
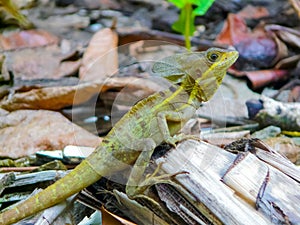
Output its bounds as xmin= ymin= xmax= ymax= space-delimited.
xmin=0 ymin=47 xmax=238 ymax=225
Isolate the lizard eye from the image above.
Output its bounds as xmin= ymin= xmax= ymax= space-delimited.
xmin=207 ymin=52 xmax=220 ymax=62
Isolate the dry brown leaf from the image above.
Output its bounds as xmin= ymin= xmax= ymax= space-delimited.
xmin=266 ymin=24 xmax=300 ymax=48
xmin=56 ymin=59 xmax=82 ymax=77
xmin=0 ymin=77 xmax=162 ymax=111
xmin=216 ymin=11 xmax=288 ymax=70
xmin=4 ymin=45 xmax=81 ymax=80
xmin=228 ymin=68 xmax=289 ymax=89
xmin=0 ymin=82 xmax=102 ymax=111
xmin=275 ymin=54 xmax=300 ymax=69
xmin=0 ymin=30 xmax=58 ymax=51
xmin=0 ymin=109 xmax=100 ymax=158
xmin=79 ymin=28 xmax=118 ymax=81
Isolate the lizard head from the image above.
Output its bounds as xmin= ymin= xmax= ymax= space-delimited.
xmin=189 ymin=48 xmax=239 ymax=102
xmin=151 ymin=47 xmax=239 ymax=102
xmin=203 ymin=47 xmax=239 ymax=84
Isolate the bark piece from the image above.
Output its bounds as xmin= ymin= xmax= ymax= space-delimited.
xmin=156 ymin=140 xmax=300 ymax=224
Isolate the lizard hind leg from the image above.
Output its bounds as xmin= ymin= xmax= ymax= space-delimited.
xmin=125 ymin=138 xmax=187 ymax=200
xmin=125 ymin=137 xmax=157 ymax=199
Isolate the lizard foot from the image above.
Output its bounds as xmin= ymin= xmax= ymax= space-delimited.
xmin=146 ymin=162 xmax=188 ymax=180
xmin=126 ymin=162 xmax=188 ymax=199
xmin=165 ymin=133 xmax=201 ymax=147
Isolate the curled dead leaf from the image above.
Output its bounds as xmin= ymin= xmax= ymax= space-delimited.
xmin=216 ymin=13 xmax=278 ymax=70
xmin=266 ymin=24 xmax=300 ymax=48
xmin=79 ymin=28 xmax=118 ymax=81
xmin=229 ymin=69 xmax=289 ymax=89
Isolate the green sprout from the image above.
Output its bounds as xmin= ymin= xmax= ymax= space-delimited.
xmin=0 ymin=0 xmax=33 ymax=29
xmin=168 ymin=0 xmax=215 ymax=50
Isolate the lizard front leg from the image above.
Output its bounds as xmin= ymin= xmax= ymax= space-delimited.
xmin=126 ymin=106 xmax=196 ymax=199
xmin=157 ymin=106 xmax=198 ymax=146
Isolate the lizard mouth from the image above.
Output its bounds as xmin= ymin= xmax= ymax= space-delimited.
xmin=222 ymin=50 xmax=239 ymax=68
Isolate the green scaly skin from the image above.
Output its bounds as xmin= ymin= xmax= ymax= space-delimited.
xmin=0 ymin=48 xmax=238 ymax=225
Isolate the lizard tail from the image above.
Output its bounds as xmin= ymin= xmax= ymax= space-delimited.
xmin=0 ymin=159 xmax=102 ymax=225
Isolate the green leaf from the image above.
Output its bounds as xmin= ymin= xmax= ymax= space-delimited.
xmin=167 ymin=0 xmax=186 ymax=9
xmin=167 ymin=0 xmax=215 ymax=12
xmin=166 ymin=0 xmax=215 ymax=49
xmin=172 ymin=4 xmax=195 ymax=35
xmin=192 ymin=0 xmax=215 ymax=16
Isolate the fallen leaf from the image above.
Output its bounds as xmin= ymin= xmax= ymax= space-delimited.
xmin=216 ymin=13 xmax=278 ymax=70
xmin=0 ymin=109 xmax=100 ymax=158
xmin=237 ymin=5 xmax=269 ymax=19
xmin=229 ymin=68 xmax=289 ymax=89
xmin=0 ymin=77 xmax=163 ymax=111
xmin=79 ymin=28 xmax=118 ymax=81
xmin=0 ymin=30 xmax=58 ymax=51
xmin=0 ymin=82 xmax=103 ymax=111
xmin=265 ymin=24 xmax=300 ymax=48
xmin=268 ymin=29 xmax=289 ymax=66
xmin=4 ymin=45 xmax=80 ymax=79
xmin=56 ymin=59 xmax=82 ymax=78
xmin=274 ymin=54 xmax=300 ymax=69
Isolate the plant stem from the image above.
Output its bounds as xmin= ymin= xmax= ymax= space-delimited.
xmin=184 ymin=3 xmax=192 ymax=51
